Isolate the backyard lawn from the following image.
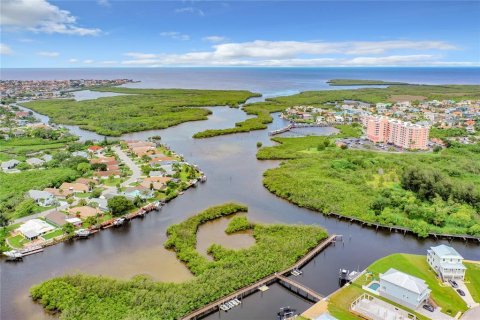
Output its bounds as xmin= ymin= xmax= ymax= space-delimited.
xmin=465 ymin=262 xmax=480 ymax=303
xmin=328 ymin=253 xmax=470 ymax=320
xmin=8 ymin=234 xmax=29 ymax=249
xmin=367 ymin=254 xmax=468 ymax=315
xmin=42 ymin=229 xmax=64 ymax=240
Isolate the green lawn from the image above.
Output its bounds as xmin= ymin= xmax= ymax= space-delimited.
xmin=465 ymin=262 xmax=480 ymax=303
xmin=42 ymin=229 xmax=64 ymax=240
xmin=367 ymin=254 xmax=468 ymax=315
xmin=8 ymin=234 xmax=29 ymax=249
xmin=328 ymin=253 xmax=470 ymax=320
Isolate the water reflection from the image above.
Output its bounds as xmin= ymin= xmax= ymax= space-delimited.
xmin=196 ymin=215 xmax=255 ymax=260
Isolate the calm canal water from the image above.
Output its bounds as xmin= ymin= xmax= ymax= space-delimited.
xmin=2 ymin=86 xmax=480 ymax=320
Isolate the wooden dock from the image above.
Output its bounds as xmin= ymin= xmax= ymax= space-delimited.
xmin=326 ymin=212 xmax=480 ymax=243
xmin=277 ymin=275 xmax=323 ymax=302
xmin=181 ymin=234 xmax=338 ymax=320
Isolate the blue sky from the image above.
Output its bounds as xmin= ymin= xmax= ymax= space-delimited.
xmin=1 ymin=0 xmax=479 ymax=67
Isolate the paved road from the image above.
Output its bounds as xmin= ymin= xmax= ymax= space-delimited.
xmin=12 ymin=204 xmax=68 ymax=225
xmin=112 ymin=146 xmax=142 ymax=187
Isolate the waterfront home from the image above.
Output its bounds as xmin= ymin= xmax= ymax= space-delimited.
xmin=45 ymin=211 xmax=75 ymax=227
xmin=1 ymin=159 xmax=20 ymax=171
xmin=140 ymin=176 xmax=171 ymax=190
xmin=427 ymin=244 xmax=466 ymax=281
xmin=122 ymin=186 xmax=154 ymax=200
xmin=60 ymin=182 xmax=89 ymax=193
xmin=159 ymin=164 xmax=175 ymax=176
xmin=378 ymin=268 xmax=431 ymax=309
xmin=18 ymin=219 xmax=55 ymax=240
xmin=26 ymin=157 xmax=45 ymax=166
xmin=126 ymin=141 xmax=155 ymax=149
xmin=68 ymin=206 xmax=103 ymax=218
xmin=27 ymin=190 xmax=57 ymax=207
xmin=149 ymin=171 xmax=164 ymax=177
xmin=131 ymin=146 xmax=156 ymax=157
xmin=88 ymin=198 xmax=109 ymax=211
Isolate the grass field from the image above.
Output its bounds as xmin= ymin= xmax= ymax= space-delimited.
xmin=464 ymin=261 xmax=480 ymax=303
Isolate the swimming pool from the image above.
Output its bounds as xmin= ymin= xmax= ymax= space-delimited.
xmin=368 ymin=283 xmax=380 ymax=291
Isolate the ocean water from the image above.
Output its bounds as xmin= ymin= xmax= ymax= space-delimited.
xmin=1 ymin=67 xmax=479 ymax=96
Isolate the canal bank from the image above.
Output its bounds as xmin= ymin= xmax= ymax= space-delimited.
xmin=2 ymin=91 xmax=480 ymax=320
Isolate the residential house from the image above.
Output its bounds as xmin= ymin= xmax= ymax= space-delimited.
xmin=68 ymin=206 xmax=103 ymax=218
xmin=60 ymin=182 xmax=89 ymax=193
xmin=427 ymin=244 xmax=466 ymax=281
xmin=88 ymin=198 xmax=109 ymax=211
xmin=45 ymin=211 xmax=74 ymax=227
xmin=1 ymin=159 xmax=20 ymax=171
xmin=87 ymin=145 xmax=104 ymax=155
xmin=122 ymin=186 xmax=154 ymax=200
xmin=378 ymin=268 xmax=431 ymax=309
xmin=18 ymin=219 xmax=55 ymax=240
xmin=140 ymin=176 xmax=171 ymax=191
xmin=43 ymin=187 xmax=73 ymax=199
xmin=27 ymin=190 xmax=57 ymax=207
xmin=131 ymin=146 xmax=156 ymax=157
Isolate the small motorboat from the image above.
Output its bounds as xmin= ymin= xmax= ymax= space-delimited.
xmin=113 ymin=217 xmax=126 ymax=227
xmin=74 ymin=229 xmax=91 ymax=238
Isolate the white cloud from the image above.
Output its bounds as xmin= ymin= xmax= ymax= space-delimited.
xmin=1 ymin=0 xmax=101 ymax=36
xmin=68 ymin=58 xmax=78 ymax=63
xmin=175 ymin=7 xmax=204 ymax=16
xmin=124 ymin=52 xmax=158 ymax=59
xmin=0 ymin=43 xmax=14 ymax=55
xmin=97 ymin=0 xmax=110 ymax=7
xmin=203 ymin=36 xmax=227 ymax=43
xmin=160 ymin=31 xmax=190 ymax=41
xmin=120 ymin=39 xmax=465 ymax=67
xmin=37 ymin=51 xmax=59 ymax=57
xmin=83 ymin=59 xmax=94 ymax=64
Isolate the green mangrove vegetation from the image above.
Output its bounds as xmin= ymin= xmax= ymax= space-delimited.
xmin=193 ymin=84 xmax=480 ymax=138
xmin=258 ymin=136 xmax=480 ymax=237
xmin=30 ymin=203 xmax=328 ymax=320
xmin=22 ymin=89 xmax=259 ymax=136
xmin=225 ymin=215 xmax=253 ymax=234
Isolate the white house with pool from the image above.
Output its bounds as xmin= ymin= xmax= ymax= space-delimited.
xmin=378 ymin=268 xmax=431 ymax=309
xmin=427 ymin=244 xmax=466 ymax=281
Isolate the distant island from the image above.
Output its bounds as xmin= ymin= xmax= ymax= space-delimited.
xmin=327 ymin=79 xmax=410 ymax=86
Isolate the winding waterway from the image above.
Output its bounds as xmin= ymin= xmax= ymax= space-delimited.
xmin=2 ymin=80 xmax=480 ymax=320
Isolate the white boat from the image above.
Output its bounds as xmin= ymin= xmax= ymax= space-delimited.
xmin=74 ymin=229 xmax=91 ymax=238
xmin=219 ymin=305 xmax=229 ymax=311
xmin=113 ymin=217 xmax=126 ymax=226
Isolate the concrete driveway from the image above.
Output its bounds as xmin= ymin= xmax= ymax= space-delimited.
xmin=457 ymin=281 xmax=479 ymax=308
xmin=461 ymin=305 xmax=480 ymax=320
